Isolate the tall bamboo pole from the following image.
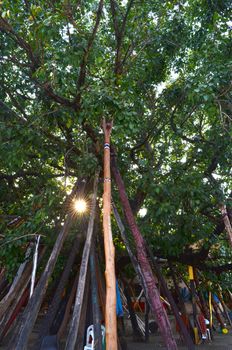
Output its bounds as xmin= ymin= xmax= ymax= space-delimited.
xmin=102 ymin=119 xmax=117 ymax=350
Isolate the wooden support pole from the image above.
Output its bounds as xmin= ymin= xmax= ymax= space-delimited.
xmin=7 ymin=180 xmax=85 ymax=350
xmin=113 ymin=204 xmax=145 ymax=341
xmin=169 ymin=263 xmax=187 ymax=316
xmin=188 ymin=266 xmax=199 ymax=344
xmin=114 ymin=204 xmax=194 ymax=348
xmin=111 ymin=152 xmax=177 ymax=350
xmin=193 ymin=269 xmax=210 ymax=320
xmin=112 ymin=203 xmax=146 ymax=294
xmin=75 ymin=271 xmax=91 ymax=350
xmin=9 ymin=213 xmax=74 ymax=350
xmin=217 ymin=288 xmax=232 ymax=327
xmin=193 ymin=269 xmax=214 ymax=340
xmin=35 ymin=232 xmax=84 ymax=350
xmin=123 ymin=281 xmax=144 ymax=340
xmin=145 ymin=301 xmax=150 ymax=343
xmin=0 ymin=245 xmax=32 ymax=321
xmin=65 ymin=173 xmax=99 ymax=350
xmin=102 ymin=119 xmax=118 ymax=350
xmin=228 ymin=290 xmax=232 ymax=304
xmin=145 ymin=248 xmax=194 ymax=350
xmin=90 ymin=244 xmax=103 ymax=350
xmin=0 ymin=262 xmax=33 ymax=339
xmin=0 ymin=248 xmax=46 ymax=342
xmin=220 ymin=204 xmax=232 ymax=247
xmin=211 ymin=297 xmax=225 ymax=328
xmin=57 ymin=271 xmax=79 ymax=339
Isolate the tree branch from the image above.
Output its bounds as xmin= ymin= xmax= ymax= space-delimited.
xmin=0 ymin=17 xmax=74 ymax=108
xmin=110 ymin=0 xmax=135 ymax=76
xmin=74 ymin=0 xmax=104 ymax=109
xmin=0 ymin=171 xmax=68 ymax=181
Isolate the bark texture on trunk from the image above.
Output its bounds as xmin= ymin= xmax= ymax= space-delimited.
xmin=102 ymin=120 xmax=118 ymax=350
xmin=111 ymin=153 xmax=177 ymax=350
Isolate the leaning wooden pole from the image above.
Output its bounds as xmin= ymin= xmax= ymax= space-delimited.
xmin=8 ymin=179 xmax=83 ymax=350
xmin=111 ymin=151 xmax=177 ymax=350
xmin=65 ymin=173 xmax=99 ymax=350
xmin=217 ymin=287 xmax=232 ymax=327
xmin=145 ymin=245 xmax=194 ymax=350
xmin=114 ymin=204 xmax=194 ymax=349
xmin=188 ymin=266 xmax=199 ymax=345
xmin=220 ymin=204 xmax=232 ymax=247
xmin=102 ymin=119 xmax=118 ymax=350
xmin=9 ymin=215 xmax=74 ymax=350
xmin=90 ymin=245 xmax=103 ymax=350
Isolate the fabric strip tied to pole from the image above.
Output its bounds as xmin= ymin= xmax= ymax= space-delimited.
xmin=30 ymin=235 xmax=41 ymax=298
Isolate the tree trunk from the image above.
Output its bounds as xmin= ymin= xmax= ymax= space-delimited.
xmin=111 ymin=153 xmax=178 ymax=350
xmin=65 ymin=173 xmax=98 ymax=350
xmin=102 ymin=120 xmax=118 ymax=350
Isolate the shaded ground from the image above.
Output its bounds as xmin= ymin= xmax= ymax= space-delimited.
xmin=1 ymin=314 xmax=231 ymax=349
xmin=126 ymin=331 xmax=232 ymax=350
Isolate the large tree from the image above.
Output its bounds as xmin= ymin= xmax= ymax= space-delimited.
xmin=0 ymin=0 xmax=231 ymax=285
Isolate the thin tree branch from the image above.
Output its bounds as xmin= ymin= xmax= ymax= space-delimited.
xmin=74 ymin=0 xmax=104 ymax=109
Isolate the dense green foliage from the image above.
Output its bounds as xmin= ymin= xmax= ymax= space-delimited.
xmin=0 ymin=0 xmax=231 ymax=286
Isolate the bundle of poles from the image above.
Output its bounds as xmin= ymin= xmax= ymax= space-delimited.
xmin=0 ymin=120 xmax=231 ymax=350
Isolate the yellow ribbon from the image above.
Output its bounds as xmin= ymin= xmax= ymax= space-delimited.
xmin=209 ymin=291 xmax=213 ymax=328
xmin=188 ymin=265 xmax=194 ymax=280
